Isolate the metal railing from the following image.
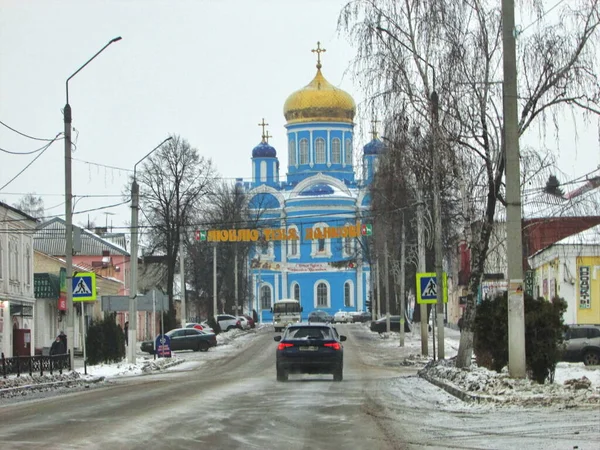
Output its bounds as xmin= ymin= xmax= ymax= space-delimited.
xmin=1 ymin=351 xmax=71 ymax=378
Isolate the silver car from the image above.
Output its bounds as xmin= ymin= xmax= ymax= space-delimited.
xmin=562 ymin=324 xmax=600 ymax=366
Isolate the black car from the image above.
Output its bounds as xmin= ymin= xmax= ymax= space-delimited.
xmin=308 ymin=310 xmax=333 ymax=324
xmin=140 ymin=328 xmax=217 ymax=353
xmin=274 ymin=324 xmax=346 ymax=382
xmin=369 ymin=315 xmax=412 ymax=333
xmin=353 ymin=311 xmax=372 ymax=323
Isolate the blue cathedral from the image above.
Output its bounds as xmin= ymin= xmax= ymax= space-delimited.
xmin=240 ymin=43 xmax=383 ymax=321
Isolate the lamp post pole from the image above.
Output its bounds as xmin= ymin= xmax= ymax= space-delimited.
xmin=128 ymin=137 xmax=172 ymax=363
xmin=64 ymin=36 xmax=121 ymax=369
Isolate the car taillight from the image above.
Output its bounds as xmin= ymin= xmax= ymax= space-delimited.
xmin=277 ymin=342 xmax=294 ymax=350
xmin=324 ymin=342 xmax=341 ymax=350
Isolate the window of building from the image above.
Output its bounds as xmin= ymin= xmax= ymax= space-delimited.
xmin=291 ymin=238 xmax=298 ymax=257
xmin=299 ymin=138 xmax=309 ymax=164
xmin=260 ymin=284 xmax=272 ymax=310
xmin=260 ymin=161 xmax=267 ymax=182
xmin=292 ymin=283 xmax=300 ymax=301
xmin=9 ymin=239 xmax=18 ymax=281
xmin=288 ymin=225 xmax=299 ymax=258
xmin=311 ymin=222 xmax=331 ymax=258
xmin=345 ymin=138 xmax=352 ymax=164
xmin=288 ymin=140 xmax=296 ymax=166
xmin=331 ymin=138 xmax=341 ymax=163
xmin=315 ymin=138 xmax=326 ymax=164
xmin=316 ymin=282 xmax=329 ymax=308
xmin=344 ymin=282 xmax=352 ymax=307
xmin=318 ymin=238 xmax=325 ymax=252
xmin=344 ymin=237 xmax=353 ymax=255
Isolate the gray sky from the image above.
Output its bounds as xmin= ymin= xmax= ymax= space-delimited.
xmin=1 ymin=0 xmax=598 ymax=233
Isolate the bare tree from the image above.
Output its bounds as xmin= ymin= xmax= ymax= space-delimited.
xmin=14 ymin=193 xmax=44 ymax=220
xmin=341 ymin=0 xmax=600 ymax=367
xmin=134 ymin=135 xmax=216 ymax=328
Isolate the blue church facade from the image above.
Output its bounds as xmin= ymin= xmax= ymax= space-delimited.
xmin=241 ymin=44 xmax=383 ymax=322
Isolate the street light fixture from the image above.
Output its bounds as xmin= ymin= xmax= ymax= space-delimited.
xmin=64 ymin=36 xmax=122 ymax=369
xmin=128 ymin=137 xmax=172 ymax=364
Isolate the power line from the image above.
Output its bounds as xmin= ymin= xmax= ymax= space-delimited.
xmin=0 ymin=119 xmax=59 ymax=142
xmin=0 ymin=135 xmax=62 ymax=191
xmin=0 ymin=135 xmax=64 ymax=155
xmin=519 ymin=0 xmax=568 ymax=35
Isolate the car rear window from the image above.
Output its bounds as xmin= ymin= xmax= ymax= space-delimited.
xmin=286 ymin=327 xmax=333 ymax=339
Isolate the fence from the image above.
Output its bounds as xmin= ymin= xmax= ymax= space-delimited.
xmin=1 ymin=351 xmax=71 ymax=378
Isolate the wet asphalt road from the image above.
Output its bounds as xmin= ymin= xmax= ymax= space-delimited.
xmin=0 ymin=325 xmax=598 ymax=450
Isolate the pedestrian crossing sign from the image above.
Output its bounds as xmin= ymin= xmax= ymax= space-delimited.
xmin=72 ymin=272 xmax=97 ymax=301
xmin=416 ymin=272 xmax=448 ymax=304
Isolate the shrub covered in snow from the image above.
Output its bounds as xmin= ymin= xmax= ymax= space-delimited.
xmin=473 ymin=293 xmax=567 ymax=383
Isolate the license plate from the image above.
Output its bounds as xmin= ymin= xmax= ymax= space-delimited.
xmin=299 ymin=346 xmax=318 ymax=351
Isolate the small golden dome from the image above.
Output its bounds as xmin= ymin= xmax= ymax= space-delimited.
xmin=283 ymin=69 xmax=356 ymax=125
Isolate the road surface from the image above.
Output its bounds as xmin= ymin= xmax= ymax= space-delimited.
xmin=0 ymin=325 xmax=598 ymax=449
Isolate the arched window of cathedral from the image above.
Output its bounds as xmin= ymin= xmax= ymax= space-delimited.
xmin=343 ymin=236 xmax=353 ymax=256
xmin=315 ymin=138 xmax=326 ymax=164
xmin=344 ymin=281 xmax=353 ymax=307
xmin=345 ymin=138 xmax=352 ymax=165
xmin=260 ymin=284 xmax=272 ymax=310
xmin=288 ymin=140 xmax=296 ymax=166
xmin=331 ymin=138 xmax=341 ymax=164
xmin=288 ymin=225 xmax=299 ymax=258
xmin=315 ymin=281 xmax=329 ymax=308
xmin=260 ymin=161 xmax=267 ymax=182
xmin=292 ymin=282 xmax=300 ymax=301
xmin=299 ymin=138 xmax=309 ymax=164
xmin=318 ymin=238 xmax=325 ymax=252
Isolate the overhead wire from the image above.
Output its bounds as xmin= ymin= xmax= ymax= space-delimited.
xmin=0 ymin=119 xmax=59 ymax=142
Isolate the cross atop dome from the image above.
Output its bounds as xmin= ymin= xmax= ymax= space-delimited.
xmin=311 ymin=41 xmax=326 ymax=70
xmin=371 ymin=117 xmax=380 ymax=140
xmin=258 ymin=118 xmax=269 ymax=143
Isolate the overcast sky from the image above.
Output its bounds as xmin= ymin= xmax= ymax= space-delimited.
xmin=1 ymin=0 xmax=598 ymax=235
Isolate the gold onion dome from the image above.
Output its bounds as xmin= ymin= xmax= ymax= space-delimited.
xmin=283 ymin=42 xmax=355 ymax=125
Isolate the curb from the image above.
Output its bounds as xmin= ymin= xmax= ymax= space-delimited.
xmin=0 ymin=375 xmax=105 ymax=397
xmin=418 ymin=370 xmax=485 ymax=403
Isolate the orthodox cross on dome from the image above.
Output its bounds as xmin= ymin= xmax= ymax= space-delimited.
xmin=258 ymin=118 xmax=269 ymax=142
xmin=311 ymin=41 xmax=326 ymax=69
xmin=371 ymin=117 xmax=380 ymax=140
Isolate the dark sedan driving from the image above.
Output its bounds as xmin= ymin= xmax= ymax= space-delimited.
xmin=274 ymin=323 xmax=346 ymax=382
xmin=141 ymin=328 xmax=217 ymax=353
xmin=369 ymin=315 xmax=412 ymax=333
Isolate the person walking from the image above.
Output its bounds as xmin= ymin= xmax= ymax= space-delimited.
xmin=50 ymin=335 xmax=66 ymax=355
xmin=124 ymin=321 xmax=129 ymax=346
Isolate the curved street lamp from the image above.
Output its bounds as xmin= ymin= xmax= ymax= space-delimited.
xmin=63 ymin=37 xmax=122 ymax=368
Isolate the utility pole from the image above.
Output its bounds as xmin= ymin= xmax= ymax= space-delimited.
xmin=376 ymin=257 xmax=381 ymax=320
xmin=213 ymin=243 xmax=218 ymax=316
xmin=128 ymin=179 xmax=139 ymax=363
xmin=416 ymin=188 xmax=428 ymax=356
xmin=502 ymin=0 xmax=526 ymax=378
xmin=179 ymin=235 xmax=186 ymax=327
xmin=234 ymin=244 xmax=239 ymax=316
xmin=129 ymin=137 xmax=171 ymax=363
xmin=431 ymin=89 xmax=445 ymax=359
xmin=384 ymin=240 xmax=390 ymax=333
xmin=399 ymin=214 xmax=406 ymax=346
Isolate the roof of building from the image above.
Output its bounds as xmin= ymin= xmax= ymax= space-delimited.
xmin=252 ymin=141 xmax=277 ymax=158
xmin=363 ymin=138 xmax=384 ymax=155
xmin=0 ymin=200 xmax=39 ymax=223
xmin=34 ymin=217 xmax=130 ymax=257
xmin=554 ymin=223 xmax=600 ymax=246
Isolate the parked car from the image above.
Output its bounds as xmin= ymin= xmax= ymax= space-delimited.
xmin=237 ymin=316 xmax=252 ymax=330
xmin=216 ymin=314 xmax=242 ymax=331
xmin=274 ymin=323 xmax=346 ymax=382
xmin=333 ymin=310 xmax=352 ymax=323
xmin=242 ymin=314 xmax=255 ymax=328
xmin=353 ymin=311 xmax=372 ymax=323
xmin=140 ymin=328 xmax=217 ymax=353
xmin=561 ymin=324 xmax=600 ymax=366
xmin=308 ymin=310 xmax=333 ymax=324
xmin=369 ymin=315 xmax=412 ymax=333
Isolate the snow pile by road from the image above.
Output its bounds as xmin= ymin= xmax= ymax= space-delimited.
xmin=419 ymin=357 xmax=600 ymax=407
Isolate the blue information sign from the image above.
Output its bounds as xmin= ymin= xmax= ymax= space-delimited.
xmin=155 ymin=334 xmax=171 ymax=358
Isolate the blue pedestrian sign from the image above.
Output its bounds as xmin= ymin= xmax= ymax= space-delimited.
xmin=155 ymin=334 xmax=171 ymax=358
xmin=72 ymin=272 xmax=97 ymax=302
xmin=416 ymin=272 xmax=448 ymax=304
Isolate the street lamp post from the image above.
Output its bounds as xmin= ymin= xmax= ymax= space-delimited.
xmin=128 ymin=137 xmax=172 ymax=364
xmin=64 ymin=37 xmax=121 ymax=369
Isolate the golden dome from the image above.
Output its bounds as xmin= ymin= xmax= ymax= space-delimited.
xmin=283 ymin=68 xmax=356 ymax=125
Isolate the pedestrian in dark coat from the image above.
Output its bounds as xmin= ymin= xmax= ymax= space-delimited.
xmin=50 ymin=336 xmax=66 ymax=355
xmin=124 ymin=321 xmax=129 ymax=346
xmin=58 ymin=330 xmax=67 ymax=350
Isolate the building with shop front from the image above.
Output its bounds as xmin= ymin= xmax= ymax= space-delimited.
xmin=240 ymin=44 xmax=383 ymax=322
xmin=0 ymin=202 xmax=37 ymax=357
